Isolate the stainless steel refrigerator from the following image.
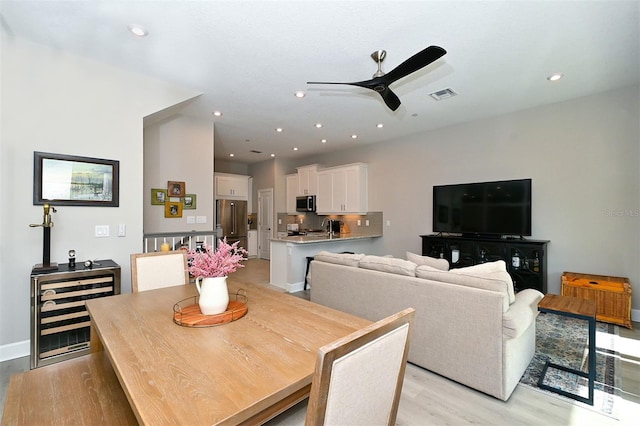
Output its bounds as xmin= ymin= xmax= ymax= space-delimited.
xmin=215 ymin=199 xmax=248 ymax=250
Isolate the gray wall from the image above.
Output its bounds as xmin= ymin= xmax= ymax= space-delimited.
xmin=0 ymin=36 xmax=199 ymax=356
xmin=289 ymin=86 xmax=640 ymax=311
xmin=143 ymin=115 xmax=214 ymax=232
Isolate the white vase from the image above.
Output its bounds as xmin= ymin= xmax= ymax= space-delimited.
xmin=195 ymin=276 xmax=229 ymax=315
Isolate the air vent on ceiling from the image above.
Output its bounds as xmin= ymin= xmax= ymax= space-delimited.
xmin=429 ymin=88 xmax=458 ymax=101
xmin=250 ymin=150 xmax=262 ymax=154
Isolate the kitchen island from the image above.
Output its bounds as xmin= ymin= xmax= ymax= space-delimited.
xmin=270 ymin=234 xmax=381 ymax=292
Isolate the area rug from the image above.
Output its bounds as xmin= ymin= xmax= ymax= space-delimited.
xmin=519 ymin=312 xmax=620 ymax=418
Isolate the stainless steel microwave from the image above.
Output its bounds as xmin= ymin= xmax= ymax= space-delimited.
xmin=296 ymin=195 xmax=316 ymax=212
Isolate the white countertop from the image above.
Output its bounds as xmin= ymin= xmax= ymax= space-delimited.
xmin=271 ymin=234 xmax=382 ymax=244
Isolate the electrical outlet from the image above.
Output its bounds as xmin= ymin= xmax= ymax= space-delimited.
xmin=365 ymin=220 xmax=370 ymax=226
xmin=386 ymin=220 xmax=391 ymax=227
xmin=357 ymin=219 xmax=361 ymax=226
xmin=187 ymin=216 xmax=195 ymax=224
xmin=95 ymin=225 xmax=109 ymax=237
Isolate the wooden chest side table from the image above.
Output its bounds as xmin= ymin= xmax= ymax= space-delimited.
xmin=561 ymin=271 xmax=632 ymax=329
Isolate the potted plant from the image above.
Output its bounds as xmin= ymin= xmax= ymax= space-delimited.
xmin=186 ymin=238 xmax=247 ymax=315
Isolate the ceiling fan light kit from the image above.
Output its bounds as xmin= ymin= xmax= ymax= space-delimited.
xmin=307 ymin=45 xmax=447 ymax=111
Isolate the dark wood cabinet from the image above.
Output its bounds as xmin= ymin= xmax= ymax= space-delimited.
xmin=421 ymin=235 xmax=549 ymax=294
xmin=30 ymin=260 xmax=120 ymax=368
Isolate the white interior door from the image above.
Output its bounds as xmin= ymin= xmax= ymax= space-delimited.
xmin=258 ymin=188 xmax=273 ymax=260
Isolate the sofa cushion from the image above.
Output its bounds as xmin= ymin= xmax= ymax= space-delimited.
xmin=448 ymin=261 xmax=515 ymax=303
xmin=313 ymin=251 xmax=364 ymax=267
xmin=415 ymin=266 xmax=511 ymax=312
xmin=406 ymin=252 xmax=450 ymax=271
xmin=359 ymin=255 xmax=417 ymax=277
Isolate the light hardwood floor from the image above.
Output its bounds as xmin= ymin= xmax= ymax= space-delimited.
xmin=2 ymin=258 xmax=638 ymax=425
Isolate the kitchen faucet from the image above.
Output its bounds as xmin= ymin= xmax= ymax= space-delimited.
xmin=321 ymin=218 xmax=334 ymax=236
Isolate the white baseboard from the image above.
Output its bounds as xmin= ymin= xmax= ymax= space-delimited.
xmin=0 ymin=340 xmax=30 ymax=362
xmin=632 ymin=308 xmax=640 ymax=324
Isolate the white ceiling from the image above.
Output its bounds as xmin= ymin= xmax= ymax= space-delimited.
xmin=2 ymin=1 xmax=638 ymax=164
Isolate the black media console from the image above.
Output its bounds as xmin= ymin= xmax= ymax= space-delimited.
xmin=420 ymin=235 xmax=549 ymax=294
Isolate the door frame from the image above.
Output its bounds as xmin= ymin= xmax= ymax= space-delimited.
xmin=258 ymin=188 xmax=274 ymax=260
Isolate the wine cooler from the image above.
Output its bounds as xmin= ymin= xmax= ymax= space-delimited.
xmin=30 ymin=260 xmax=120 ymax=369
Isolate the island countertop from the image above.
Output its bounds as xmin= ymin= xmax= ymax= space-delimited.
xmin=271 ymin=234 xmax=382 ymax=244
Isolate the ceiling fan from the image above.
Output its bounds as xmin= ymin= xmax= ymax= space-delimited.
xmin=307 ymin=46 xmax=446 ymax=111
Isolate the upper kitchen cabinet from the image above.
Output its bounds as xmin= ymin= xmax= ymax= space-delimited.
xmin=297 ymin=164 xmax=322 ymax=196
xmin=215 ymin=173 xmax=249 ymax=200
xmin=286 ymin=174 xmax=299 ymax=214
xmin=316 ymin=163 xmax=368 ymax=214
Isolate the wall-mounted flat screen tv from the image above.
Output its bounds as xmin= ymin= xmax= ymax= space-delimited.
xmin=432 ymin=178 xmax=532 ymax=237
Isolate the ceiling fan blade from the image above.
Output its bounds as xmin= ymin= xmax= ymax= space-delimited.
xmin=378 ymin=87 xmax=401 ymax=111
xmin=381 ymin=45 xmax=446 ymax=85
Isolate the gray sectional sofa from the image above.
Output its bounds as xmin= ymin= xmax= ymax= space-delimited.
xmin=308 ymin=251 xmax=543 ymax=401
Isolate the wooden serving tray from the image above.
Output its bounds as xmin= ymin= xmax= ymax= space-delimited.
xmin=173 ymin=294 xmax=248 ymax=328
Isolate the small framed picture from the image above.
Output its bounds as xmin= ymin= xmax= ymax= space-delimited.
xmin=151 ymin=189 xmax=167 ymax=205
xmin=165 ymin=201 xmax=183 ymax=218
xmin=168 ymin=181 xmax=186 ymax=197
xmin=182 ymin=194 xmax=197 ymax=210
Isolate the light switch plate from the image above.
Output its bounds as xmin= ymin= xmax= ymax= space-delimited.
xmin=187 ymin=216 xmax=196 ymax=224
xmin=118 ymin=224 xmax=126 ymax=237
xmin=196 ymin=216 xmax=207 ymax=224
xmin=95 ymin=225 xmax=109 ymax=237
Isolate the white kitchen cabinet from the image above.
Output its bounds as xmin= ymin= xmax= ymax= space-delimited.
xmin=316 ymin=163 xmax=368 ymax=214
xmin=286 ymin=174 xmax=298 ymax=214
xmin=248 ymin=230 xmax=258 ymax=258
xmin=297 ymin=164 xmax=321 ymax=195
xmin=215 ymin=173 xmax=249 ymax=200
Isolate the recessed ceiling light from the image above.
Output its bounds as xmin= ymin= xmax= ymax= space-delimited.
xmin=315 ymin=123 xmax=323 ymax=128
xmin=276 ymin=127 xmax=283 ymax=132
xmin=229 ymin=153 xmax=234 ymax=157
xmin=293 ymin=147 xmax=298 ymax=151
xmin=351 ymin=134 xmax=358 ymax=139
xmin=294 ymin=91 xmax=306 ymax=98
xmin=213 ymin=111 xmax=222 ymax=117
xmin=547 ymin=73 xmax=564 ymax=81
xmin=321 ymin=139 xmax=327 ymax=143
xmin=128 ymin=25 xmax=148 ymax=37
xmin=270 ymin=153 xmax=276 ymax=157
xmin=376 ymin=123 xmax=384 ymax=128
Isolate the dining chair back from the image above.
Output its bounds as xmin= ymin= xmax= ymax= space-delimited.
xmin=305 ymin=307 xmax=415 ymax=426
xmin=130 ymin=251 xmax=189 ymax=293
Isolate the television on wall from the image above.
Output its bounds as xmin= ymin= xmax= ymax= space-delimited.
xmin=432 ymin=178 xmax=532 ymax=237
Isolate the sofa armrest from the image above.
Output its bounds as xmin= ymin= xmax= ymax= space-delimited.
xmin=502 ymin=289 xmax=544 ymax=339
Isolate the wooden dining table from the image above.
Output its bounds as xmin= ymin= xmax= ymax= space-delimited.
xmin=85 ymin=280 xmax=371 ymax=425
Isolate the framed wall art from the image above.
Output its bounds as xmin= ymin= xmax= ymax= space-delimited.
xmin=165 ymin=201 xmax=183 ymax=218
xmin=33 ymin=151 xmax=119 ymax=207
xmin=168 ymin=181 xmax=185 ymax=197
xmin=182 ymin=194 xmax=197 ymax=210
xmin=151 ymin=188 xmax=167 ymax=205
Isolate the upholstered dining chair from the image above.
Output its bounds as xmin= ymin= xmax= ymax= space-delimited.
xmin=130 ymin=251 xmax=190 ymax=293
xmin=305 ymin=307 xmax=415 ymax=426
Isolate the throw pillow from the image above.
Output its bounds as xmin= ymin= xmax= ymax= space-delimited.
xmin=448 ymin=261 xmax=515 ymax=303
xmin=359 ymin=255 xmax=417 ymax=277
xmin=406 ymin=252 xmax=449 ymax=271
xmin=415 ymin=266 xmax=511 ymax=312
xmin=313 ymin=251 xmax=365 ymax=267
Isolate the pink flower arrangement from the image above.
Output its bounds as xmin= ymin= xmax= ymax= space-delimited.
xmin=187 ymin=238 xmax=248 ymax=278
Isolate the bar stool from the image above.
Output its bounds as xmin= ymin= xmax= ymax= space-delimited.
xmin=304 ymin=256 xmax=314 ymax=290
xmin=305 ymin=252 xmax=355 ymax=291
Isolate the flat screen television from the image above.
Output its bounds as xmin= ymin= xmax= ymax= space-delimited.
xmin=432 ymin=178 xmax=532 ymax=237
